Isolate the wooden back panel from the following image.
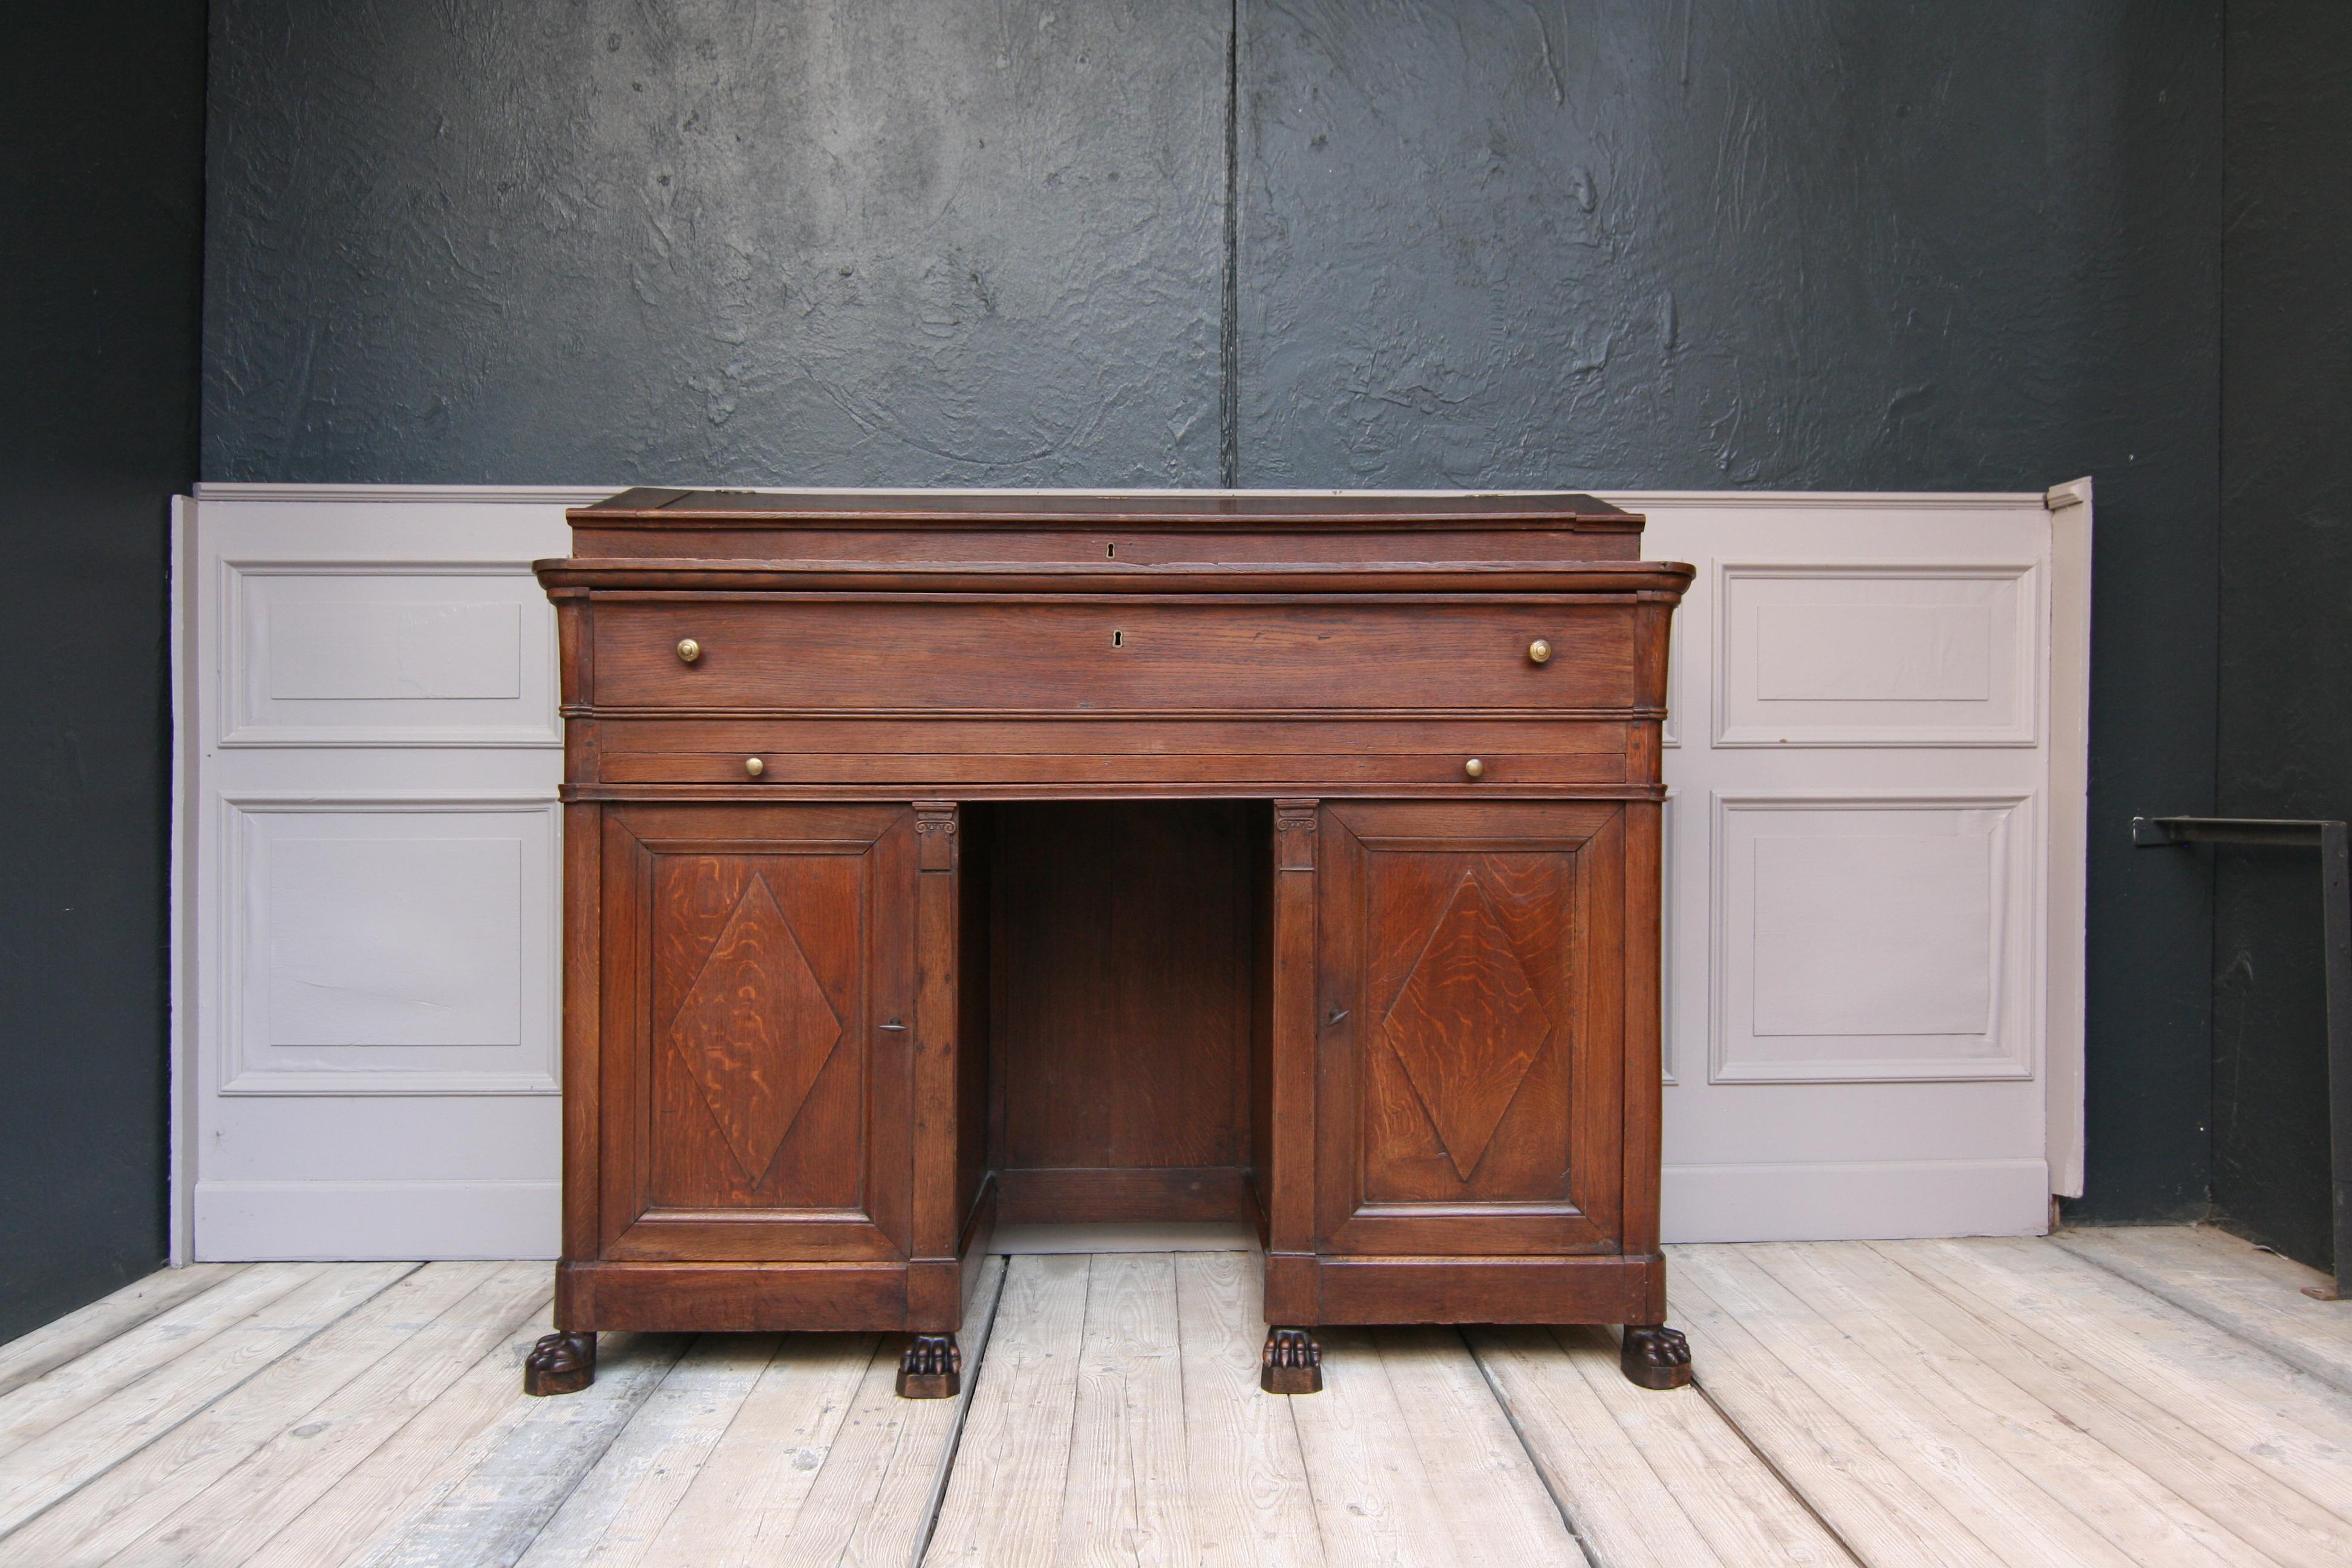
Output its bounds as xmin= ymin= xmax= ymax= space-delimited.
xmin=988 ymin=801 xmax=1258 ymax=1223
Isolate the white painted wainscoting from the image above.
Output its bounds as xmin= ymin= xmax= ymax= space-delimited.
xmin=174 ymin=485 xmax=2089 ymax=1259
xmin=1640 ymin=486 xmax=2091 ymax=1240
xmin=176 ymin=488 xmax=588 ymax=1261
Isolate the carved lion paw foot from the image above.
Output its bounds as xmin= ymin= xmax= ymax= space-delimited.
xmin=1621 ymin=1324 xmax=1694 ymax=1390
xmin=1261 ymin=1326 xmax=1324 ymax=1394
xmin=897 ymin=1333 xmax=962 ymax=1399
xmin=523 ymin=1331 xmax=596 ymax=1397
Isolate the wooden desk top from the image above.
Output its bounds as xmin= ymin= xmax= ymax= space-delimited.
xmin=558 ymin=489 xmax=1659 ymax=564
xmin=535 ymin=558 xmax=1694 ymax=595
xmin=572 ymin=487 xmax=1638 ymax=525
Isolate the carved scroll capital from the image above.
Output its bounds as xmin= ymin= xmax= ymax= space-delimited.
xmin=1273 ymin=799 xmax=1319 ymax=872
xmin=912 ymin=801 xmax=959 ymax=872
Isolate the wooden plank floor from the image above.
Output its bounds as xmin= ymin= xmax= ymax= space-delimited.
xmin=1 ymin=1227 xmax=2347 ymax=1566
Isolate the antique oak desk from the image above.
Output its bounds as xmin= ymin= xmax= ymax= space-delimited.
xmin=527 ymin=490 xmax=1695 ymax=1400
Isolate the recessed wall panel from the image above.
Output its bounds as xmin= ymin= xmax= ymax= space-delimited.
xmin=1711 ymin=793 xmax=2035 ymax=1082
xmin=224 ymin=563 xmax=558 ymax=746
xmin=267 ymin=600 xmax=522 ymax=701
xmin=222 ymin=796 xmax=560 ymax=1094
xmin=1715 ymin=563 xmax=2037 ymax=746
xmin=265 ymin=835 xmax=523 ymax=1047
xmin=1751 ymin=833 xmax=1993 ymax=1037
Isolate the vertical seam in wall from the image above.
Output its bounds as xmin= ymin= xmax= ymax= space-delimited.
xmin=2207 ymin=1 xmax=2229 ymax=1217
xmin=2213 ymin=1 xmax=2227 ymax=823
xmin=1219 ymin=0 xmax=1241 ymax=488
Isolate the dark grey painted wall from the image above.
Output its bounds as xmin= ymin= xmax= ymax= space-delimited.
xmin=206 ymin=1 xmax=1228 ymax=485
xmin=2210 ymin=2 xmax=2352 ymax=1270
xmin=203 ymin=2 xmax=2227 ymax=1220
xmin=0 ymin=1 xmax=206 ymax=1344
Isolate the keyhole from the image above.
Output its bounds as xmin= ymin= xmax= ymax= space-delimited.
xmin=1106 ymin=542 xmax=1117 ymax=558
xmin=1112 ymin=630 xmax=1125 ymax=648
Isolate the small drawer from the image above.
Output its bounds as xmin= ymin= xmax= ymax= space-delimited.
xmin=591 ymin=599 xmax=1638 ymax=714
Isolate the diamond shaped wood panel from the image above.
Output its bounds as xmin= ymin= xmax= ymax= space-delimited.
xmin=667 ymin=873 xmax=844 ymax=1182
xmin=1380 ymin=871 xmax=1555 ymax=1180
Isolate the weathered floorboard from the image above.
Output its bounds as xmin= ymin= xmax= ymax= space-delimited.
xmin=0 ymin=1264 xmax=246 ymax=1402
xmin=1892 ymin=1237 xmax=2352 ymax=1532
xmin=1282 ymin=1322 xmax=1578 ymax=1568
xmin=508 ymin=1331 xmax=785 ymax=1568
xmin=1854 ymin=1239 xmax=2352 ymax=1567
xmin=924 ymin=1252 xmax=1093 ymax=1564
xmin=776 ymin=1255 xmax=1009 ymax=1567
xmin=240 ymin=1310 xmax=609 ymax=1568
xmin=1665 ymin=1252 xmax=2024 ymax=1568
xmin=0 ymin=1263 xmax=327 ymax=1462
xmin=626 ymin=1333 xmax=876 ymax=1566
xmin=2054 ymin=1225 xmax=2352 ymax=1394
xmin=360 ymin=1329 xmax=694 ymax=1568
xmin=1470 ymin=1322 xmax=1852 ymax=1567
xmin=1751 ymin=1242 xmax=2264 ymax=1568
xmin=0 ymin=1263 xmax=416 ymax=1539
xmin=0 ymin=1262 xmax=543 ymax=1568
xmin=1172 ymin=1251 xmax=1325 ymax=1568
xmin=1057 ymin=1252 xmax=1199 ymax=1565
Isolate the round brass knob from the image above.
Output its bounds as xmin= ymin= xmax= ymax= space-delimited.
xmin=1463 ymin=757 xmax=1485 ymax=780
xmin=676 ymin=638 xmax=701 ymax=664
xmin=743 ymin=756 xmax=765 ymax=778
xmin=1527 ymin=638 xmax=1552 ymax=665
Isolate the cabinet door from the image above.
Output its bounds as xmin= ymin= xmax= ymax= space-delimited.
xmin=1316 ymin=800 xmax=1625 ymax=1256
xmin=598 ymin=803 xmax=918 ymax=1262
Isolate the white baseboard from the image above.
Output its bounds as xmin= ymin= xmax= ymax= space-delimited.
xmin=1662 ymin=1159 xmax=2050 ymax=1244
xmin=193 ymin=1180 xmax=560 ymax=1261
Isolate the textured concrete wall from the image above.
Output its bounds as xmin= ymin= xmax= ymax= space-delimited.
xmin=206 ymin=1 xmax=1228 ymax=485
xmin=1242 ymin=1 xmax=2167 ymax=490
xmin=2211 ymin=1 xmax=2352 ymax=1270
xmin=2 ymin=0 xmax=204 ymax=1343
xmin=203 ymin=1 xmax=2226 ymax=1221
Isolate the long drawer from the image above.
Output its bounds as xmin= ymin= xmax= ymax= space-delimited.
xmin=582 ymin=715 xmax=1632 ymax=790
xmin=590 ymin=598 xmax=1639 ymax=713
xmin=599 ymin=751 xmax=1628 ymax=788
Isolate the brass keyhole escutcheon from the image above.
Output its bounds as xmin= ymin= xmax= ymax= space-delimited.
xmin=676 ymin=638 xmax=702 ymax=664
xmin=1463 ymin=757 xmax=1485 ymax=780
xmin=1527 ymin=638 xmax=1552 ymax=665
xmin=743 ymin=756 xmax=765 ymax=778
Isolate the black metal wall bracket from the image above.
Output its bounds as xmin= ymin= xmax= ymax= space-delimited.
xmin=2132 ymin=815 xmax=2351 ymax=1301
